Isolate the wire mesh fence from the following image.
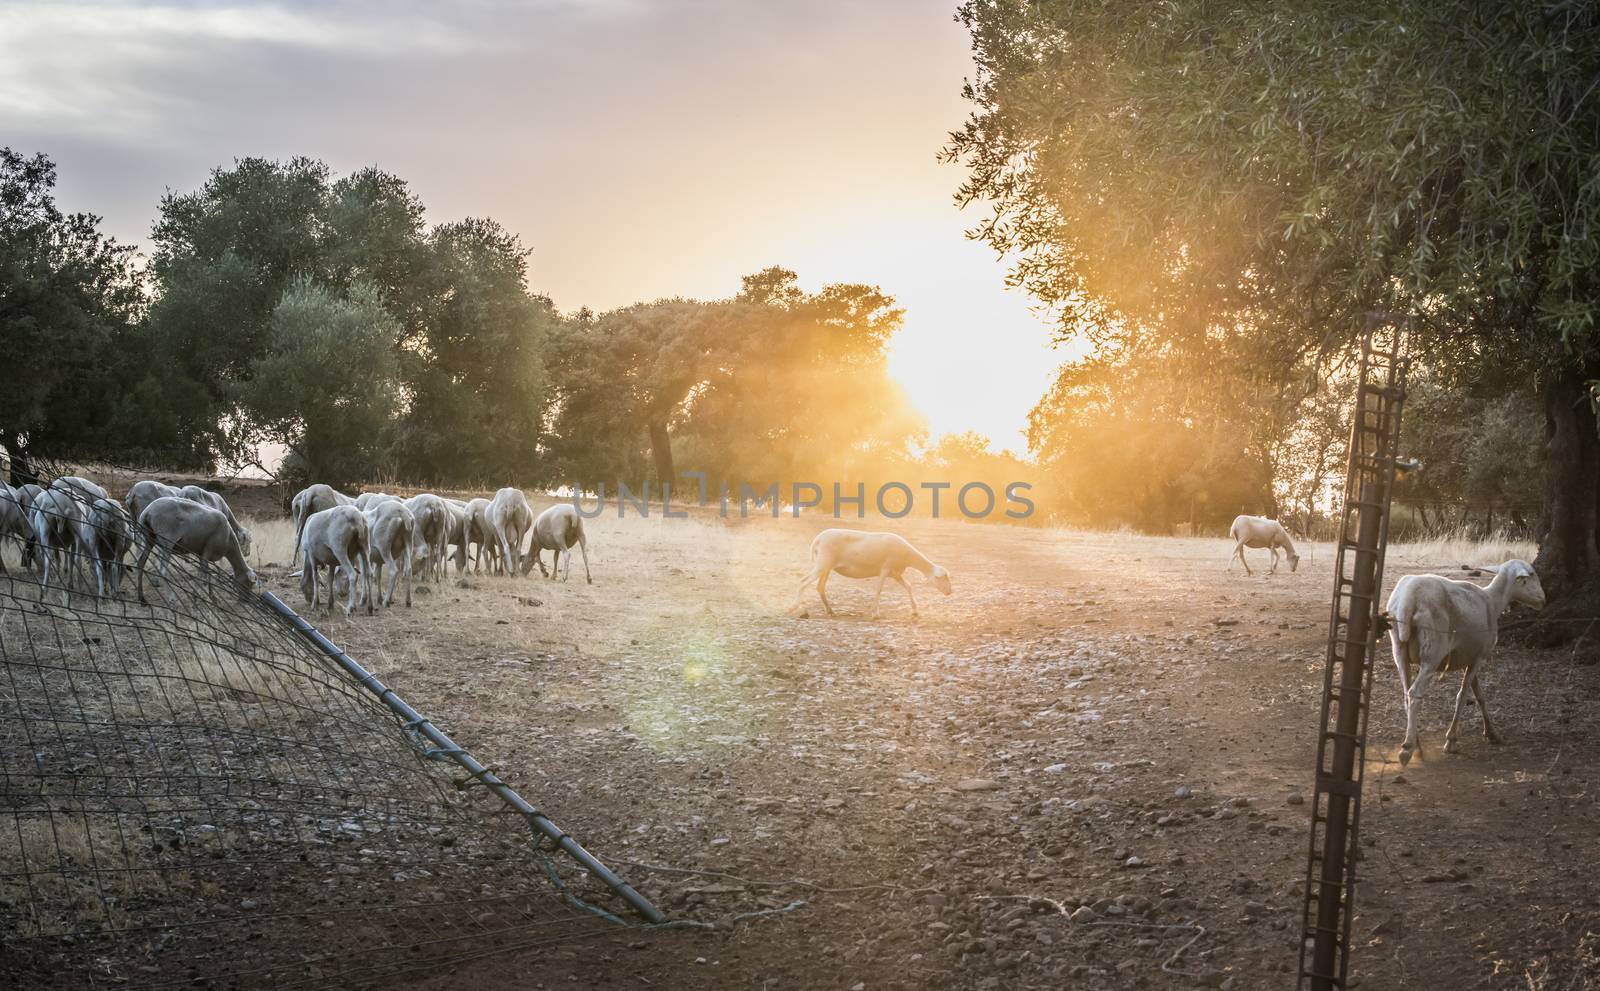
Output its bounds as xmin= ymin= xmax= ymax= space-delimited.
xmin=0 ymin=478 xmax=644 ymax=988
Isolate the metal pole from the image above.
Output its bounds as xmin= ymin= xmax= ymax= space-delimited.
xmin=258 ymin=590 xmax=667 ymax=925
xmin=1310 ymin=481 xmax=1381 ymax=988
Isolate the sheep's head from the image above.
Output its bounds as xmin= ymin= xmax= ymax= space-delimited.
xmin=1287 ymin=551 xmax=1301 ymax=573
xmin=1478 ymin=559 xmax=1546 ymax=610
xmin=237 ymin=526 xmax=253 ymax=557
xmin=930 ymin=565 xmax=952 ymax=596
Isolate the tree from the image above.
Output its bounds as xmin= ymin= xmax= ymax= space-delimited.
xmin=0 ymin=149 xmax=149 ymax=480
xmin=948 ymin=2 xmax=1600 ymax=623
xmin=232 ymin=278 xmax=400 ymax=488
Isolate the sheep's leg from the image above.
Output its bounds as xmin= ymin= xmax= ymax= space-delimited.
xmin=794 ymin=570 xmax=818 ymax=614
xmin=552 ymin=548 xmax=563 ymax=581
xmin=1472 ymin=674 xmax=1503 ymax=743
xmin=1391 ymin=630 xmax=1413 ymax=726
xmin=1232 ymin=541 xmax=1252 ymax=576
xmin=1399 ymin=647 xmax=1442 ymax=767
xmin=816 ymin=571 xmax=836 ymax=616
xmin=871 ymin=570 xmax=888 ymax=618
xmin=895 ymin=574 xmax=919 ymax=618
xmin=1443 ymin=670 xmax=1472 ymax=753
xmin=1268 ymin=546 xmax=1279 ymax=575
xmin=578 ymin=534 xmax=591 ymax=584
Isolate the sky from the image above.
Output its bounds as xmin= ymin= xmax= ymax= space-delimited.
xmin=1 ymin=0 xmax=1064 ymax=452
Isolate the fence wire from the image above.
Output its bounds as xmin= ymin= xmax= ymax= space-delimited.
xmin=0 ymin=483 xmax=635 ymax=988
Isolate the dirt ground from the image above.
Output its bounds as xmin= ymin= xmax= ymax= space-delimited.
xmin=217 ymin=488 xmax=1600 ymax=989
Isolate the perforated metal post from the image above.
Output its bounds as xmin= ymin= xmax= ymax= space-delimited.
xmin=1299 ymin=317 xmax=1410 ymax=989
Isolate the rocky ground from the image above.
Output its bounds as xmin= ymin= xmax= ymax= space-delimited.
xmin=238 ymin=508 xmax=1600 ymax=990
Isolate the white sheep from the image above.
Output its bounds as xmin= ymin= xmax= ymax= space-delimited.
xmin=31 ymin=486 xmax=82 ymax=590
xmin=0 ymin=483 xmax=31 ymax=573
xmin=404 ymin=493 xmax=451 ymax=583
xmin=134 ymin=496 xmax=255 ymax=605
xmin=354 ymin=491 xmax=400 ymax=511
xmin=524 ymin=503 xmax=592 ymax=583
xmin=363 ymin=499 xmax=416 ymax=608
xmin=50 ymin=475 xmax=109 ymax=503
xmin=1227 ymin=515 xmax=1301 ymax=576
xmin=795 ymin=528 xmax=952 ymax=619
xmin=1387 ymin=560 xmax=1546 ymax=767
xmin=74 ymin=497 xmax=132 ymax=598
xmin=488 ymin=487 xmax=533 ymax=577
xmin=14 ymin=482 xmax=45 ymax=570
xmin=299 ymin=505 xmax=372 ymax=617
xmin=443 ymin=498 xmax=472 ymax=576
xmin=291 ymin=483 xmax=354 ymax=567
xmin=124 ymin=479 xmax=181 ymax=522
xmin=178 ymin=485 xmax=252 ymax=557
xmin=465 ymin=497 xmax=499 ymax=573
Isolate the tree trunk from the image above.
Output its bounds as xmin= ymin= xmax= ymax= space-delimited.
xmin=647 ymin=420 xmax=674 ymax=495
xmin=1531 ymin=373 xmax=1600 ymax=646
xmin=4 ymin=432 xmax=39 ymax=488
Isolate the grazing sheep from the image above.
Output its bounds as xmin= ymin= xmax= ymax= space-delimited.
xmin=1227 ymin=515 xmax=1301 ymax=576
xmin=291 ymin=483 xmax=354 ymax=567
xmin=50 ymin=475 xmax=109 ymax=504
xmin=523 ymin=503 xmax=592 ymax=583
xmin=135 ymin=496 xmax=255 ymax=605
xmin=0 ymin=483 xmax=30 ymax=572
xmin=16 ymin=483 xmax=44 ymax=570
xmin=404 ymin=494 xmax=451 ymax=583
xmin=465 ymin=497 xmax=499 ymax=573
xmin=488 ymin=488 xmax=533 ymax=577
xmin=299 ymin=505 xmax=372 ymax=617
xmin=354 ymin=491 xmax=401 ymax=511
xmin=31 ymin=486 xmax=82 ymax=590
xmin=363 ymin=499 xmax=416 ymax=608
xmin=1387 ymin=560 xmax=1546 ymax=767
xmin=443 ymin=499 xmax=472 ymax=576
xmin=74 ymin=498 xmax=132 ymax=598
xmin=124 ymin=479 xmax=181 ymax=522
xmin=795 ymin=528 xmax=952 ymax=619
xmin=178 ymin=485 xmax=252 ymax=557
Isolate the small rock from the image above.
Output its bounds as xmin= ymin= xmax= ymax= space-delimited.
xmin=956 ymin=779 xmax=1002 ymax=793
xmin=239 ymin=898 xmax=258 ymax=911
xmin=1174 ymin=786 xmax=1192 ymax=799
xmin=1043 ymin=763 xmax=1068 ymax=774
xmin=1123 ymin=856 xmax=1144 ymax=868
xmin=1286 ymin=793 xmax=1305 ymax=806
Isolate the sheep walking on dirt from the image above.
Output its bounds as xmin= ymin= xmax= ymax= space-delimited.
xmin=1387 ymin=560 xmax=1545 ymax=767
xmin=135 ymin=497 xmax=255 ymax=605
xmin=488 ymin=488 xmax=533 ymax=577
xmin=1227 ymin=515 xmax=1301 ymax=576
xmin=364 ymin=500 xmax=416 ymax=608
xmin=75 ymin=498 xmax=132 ymax=598
xmin=291 ymin=484 xmax=353 ymax=567
xmin=299 ymin=505 xmax=372 ymax=617
xmin=795 ymin=528 xmax=952 ymax=619
xmin=522 ymin=503 xmax=592 ymax=583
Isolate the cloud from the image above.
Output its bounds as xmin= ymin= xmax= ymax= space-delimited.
xmin=0 ymin=1 xmax=568 ymax=138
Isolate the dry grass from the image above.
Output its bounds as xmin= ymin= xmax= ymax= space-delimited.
xmin=1390 ymin=528 xmax=1538 ymax=570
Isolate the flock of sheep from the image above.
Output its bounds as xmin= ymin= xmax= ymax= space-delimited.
xmin=0 ymin=476 xmax=592 ymax=617
xmin=0 ymin=476 xmax=1553 ymax=766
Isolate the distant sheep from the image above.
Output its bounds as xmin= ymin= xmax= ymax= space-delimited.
xmin=75 ymin=498 xmax=132 ymax=598
xmin=524 ymin=503 xmax=591 ymax=583
xmin=404 ymin=494 xmax=451 ymax=583
xmin=1227 ymin=515 xmax=1300 ymax=576
xmin=178 ymin=485 xmax=252 ymax=557
xmin=291 ymin=484 xmax=354 ymax=567
xmin=488 ymin=488 xmax=532 ymax=577
xmin=795 ymin=528 xmax=951 ymax=619
xmin=363 ymin=499 xmax=416 ymax=608
xmin=298 ymin=505 xmax=372 ymax=617
xmin=135 ymin=496 xmax=254 ymax=605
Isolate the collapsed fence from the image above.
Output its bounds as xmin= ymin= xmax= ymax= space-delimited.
xmin=0 ymin=481 xmax=664 ymax=987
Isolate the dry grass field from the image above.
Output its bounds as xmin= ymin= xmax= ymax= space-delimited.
xmin=209 ymin=494 xmax=1597 ymax=990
